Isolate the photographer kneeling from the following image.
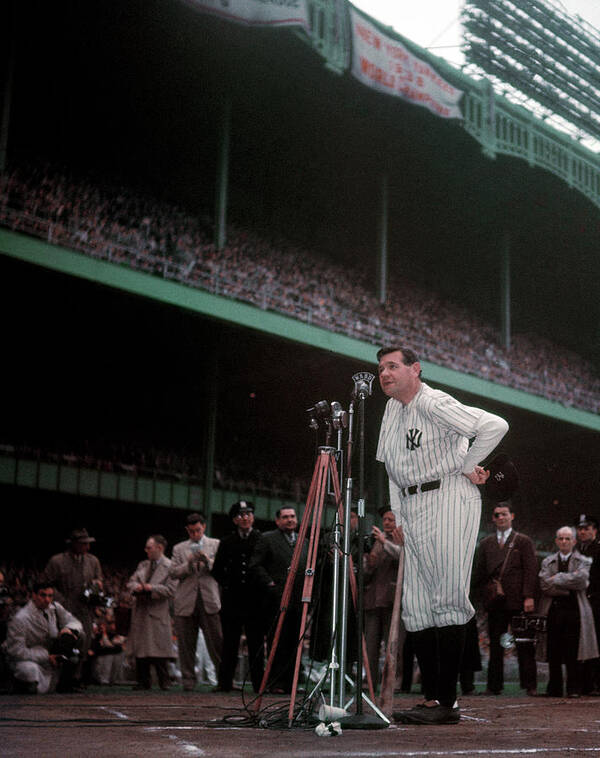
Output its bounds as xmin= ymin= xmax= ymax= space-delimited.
xmin=4 ymin=581 xmax=83 ymax=694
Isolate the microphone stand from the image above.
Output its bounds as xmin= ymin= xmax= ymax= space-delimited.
xmin=337 ymin=373 xmax=389 ymax=730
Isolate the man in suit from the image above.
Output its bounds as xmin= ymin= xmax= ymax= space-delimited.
xmin=5 ymin=580 xmax=83 ymax=694
xmin=42 ymin=527 xmax=103 ymax=690
xmin=474 ymin=502 xmax=538 ymax=695
xmin=127 ymin=534 xmax=177 ymax=690
xmin=250 ymin=506 xmax=307 ymax=693
xmin=212 ymin=500 xmax=264 ymax=692
xmin=169 ymin=512 xmax=222 ymax=692
xmin=539 ymin=526 xmax=599 ymax=697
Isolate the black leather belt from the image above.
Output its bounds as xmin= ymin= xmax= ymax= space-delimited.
xmin=401 ymin=479 xmax=441 ymax=497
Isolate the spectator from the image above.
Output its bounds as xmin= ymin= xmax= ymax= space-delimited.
xmin=474 ymin=503 xmax=538 ymax=696
xmin=89 ymin=606 xmax=126 ymax=686
xmin=4 ymin=580 xmax=83 ymax=694
xmin=42 ymin=527 xmax=103 ymax=690
xmin=363 ymin=507 xmax=403 ymax=690
xmin=1 ymin=161 xmax=598 ymax=415
xmin=538 ymin=526 xmax=599 ymax=697
xmin=169 ymin=513 xmax=222 ymax=692
xmin=250 ymin=506 xmax=307 ymax=694
xmin=212 ymin=501 xmax=264 ymax=693
xmin=127 ymin=535 xmax=177 ymax=691
xmin=575 ymin=513 xmax=600 ymax=695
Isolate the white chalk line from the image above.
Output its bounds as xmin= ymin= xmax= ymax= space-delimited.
xmin=164 ymin=733 xmax=206 ymax=756
xmin=145 ymin=725 xmax=245 ymax=731
xmin=295 ymin=750 xmax=600 ymax=757
xmin=99 ymin=706 xmax=130 ymax=720
xmin=96 ymin=707 xmax=206 ymax=755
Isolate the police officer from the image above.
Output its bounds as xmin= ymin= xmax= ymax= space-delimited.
xmin=212 ymin=501 xmax=264 ymax=692
xmin=575 ymin=514 xmax=600 ymax=695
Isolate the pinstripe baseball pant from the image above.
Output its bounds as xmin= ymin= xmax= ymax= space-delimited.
xmin=394 ymin=475 xmax=481 ymax=633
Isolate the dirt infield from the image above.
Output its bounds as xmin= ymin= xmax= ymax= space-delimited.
xmin=2 ymin=689 xmax=600 ymax=757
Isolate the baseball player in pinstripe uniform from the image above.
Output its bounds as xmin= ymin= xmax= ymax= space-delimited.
xmin=376 ymin=346 xmax=509 ymax=724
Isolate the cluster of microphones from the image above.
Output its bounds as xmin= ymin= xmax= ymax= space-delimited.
xmin=305 ymin=373 xmax=375 ymax=433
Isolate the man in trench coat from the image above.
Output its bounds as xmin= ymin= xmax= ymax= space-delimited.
xmin=127 ymin=534 xmax=177 ymax=690
xmin=538 ymin=525 xmax=599 ymax=697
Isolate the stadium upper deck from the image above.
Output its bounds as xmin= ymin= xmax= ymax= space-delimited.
xmin=1 ymin=0 xmax=598 ymax=408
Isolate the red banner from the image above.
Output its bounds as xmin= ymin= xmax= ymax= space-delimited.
xmin=350 ymin=7 xmax=463 ymax=119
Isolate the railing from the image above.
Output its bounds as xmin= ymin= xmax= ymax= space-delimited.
xmin=304 ymin=0 xmax=600 ymax=210
xmin=462 ymin=84 xmax=600 ymax=208
xmin=1 ymin=203 xmax=599 ymax=415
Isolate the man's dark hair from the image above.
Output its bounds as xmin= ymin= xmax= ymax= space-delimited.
xmin=32 ymin=580 xmax=54 ymax=594
xmin=149 ymin=534 xmax=168 ymax=550
xmin=275 ymin=507 xmax=296 ymax=519
xmin=376 ymin=346 xmax=420 ymax=365
xmin=186 ymin=512 xmax=206 ymax=526
xmin=494 ymin=502 xmax=514 ymax=514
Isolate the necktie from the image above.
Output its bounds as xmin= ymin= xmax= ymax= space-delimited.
xmin=499 ymin=535 xmax=505 ymax=548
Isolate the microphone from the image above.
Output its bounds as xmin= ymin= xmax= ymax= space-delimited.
xmin=330 ymin=401 xmax=348 ymax=430
xmin=352 ymin=372 xmax=375 ymax=400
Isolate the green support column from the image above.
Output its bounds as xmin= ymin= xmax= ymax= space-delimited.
xmin=377 ymin=172 xmax=389 ymax=304
xmin=214 ymin=97 xmax=231 ymax=251
xmin=203 ymin=344 xmax=219 ymax=534
xmin=501 ymin=231 xmax=511 ymax=352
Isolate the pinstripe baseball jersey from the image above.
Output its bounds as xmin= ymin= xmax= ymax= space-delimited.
xmin=376 ymin=382 xmax=509 ymax=491
xmin=376 ymin=382 xmax=509 ymax=631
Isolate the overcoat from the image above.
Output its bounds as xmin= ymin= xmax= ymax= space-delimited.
xmin=127 ymin=554 xmax=177 ymax=659
xmin=537 ymin=549 xmax=599 ymax=661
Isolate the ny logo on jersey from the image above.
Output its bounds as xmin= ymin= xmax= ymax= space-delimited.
xmin=406 ymin=428 xmax=422 ymax=450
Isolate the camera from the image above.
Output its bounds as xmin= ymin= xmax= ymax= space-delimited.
xmin=363 ymin=533 xmax=376 ymax=553
xmin=512 ymin=614 xmax=547 ymax=634
xmin=82 ymin=585 xmax=114 ymax=609
xmin=50 ymin=631 xmax=81 ymax=665
xmin=306 ymin=400 xmax=330 ymax=430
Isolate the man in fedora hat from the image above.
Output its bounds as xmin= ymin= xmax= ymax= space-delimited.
xmin=42 ymin=527 xmax=103 ymax=690
xmin=212 ymin=501 xmax=264 ymax=692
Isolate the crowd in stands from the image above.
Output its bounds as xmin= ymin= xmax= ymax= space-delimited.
xmin=1 ymin=162 xmax=599 ymax=414
xmin=0 ymin=440 xmax=311 ymax=502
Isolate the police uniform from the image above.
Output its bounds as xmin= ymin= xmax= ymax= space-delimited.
xmin=377 ymin=381 xmax=508 ymax=714
xmin=212 ymin=502 xmax=264 ymax=692
xmin=575 ymin=514 xmax=600 ymax=694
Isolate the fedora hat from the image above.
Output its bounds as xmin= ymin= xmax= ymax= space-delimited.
xmin=66 ymin=527 xmax=96 ymax=544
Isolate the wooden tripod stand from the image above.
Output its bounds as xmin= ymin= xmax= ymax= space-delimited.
xmin=254 ymin=445 xmax=376 ymax=725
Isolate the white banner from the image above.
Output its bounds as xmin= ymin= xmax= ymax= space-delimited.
xmin=187 ymin=0 xmax=310 ymax=31
xmin=349 ymin=8 xmax=463 ymax=119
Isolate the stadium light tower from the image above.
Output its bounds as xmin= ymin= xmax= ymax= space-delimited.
xmin=462 ymin=0 xmax=600 ymax=146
